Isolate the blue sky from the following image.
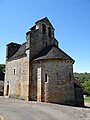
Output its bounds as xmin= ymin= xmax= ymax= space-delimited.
xmin=0 ymin=0 xmax=90 ymax=73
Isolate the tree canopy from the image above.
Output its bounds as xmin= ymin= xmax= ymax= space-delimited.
xmin=74 ymin=72 xmax=90 ymax=95
xmin=0 ymin=64 xmax=5 ymax=81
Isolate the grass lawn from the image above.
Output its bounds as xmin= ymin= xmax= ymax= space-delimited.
xmin=84 ymin=96 xmax=90 ymax=103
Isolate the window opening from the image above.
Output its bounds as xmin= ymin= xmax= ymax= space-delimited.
xmin=45 ymin=73 xmax=47 ymax=82
xmin=48 ymin=27 xmax=52 ymax=37
xmin=56 ymin=73 xmax=58 ymax=76
xmin=53 ymin=42 xmax=55 ymax=45
xmin=14 ymin=69 xmax=15 ymax=75
xmin=42 ymin=24 xmax=46 ymax=34
xmin=69 ymin=73 xmax=71 ymax=81
xmin=46 ymin=42 xmax=47 ymax=47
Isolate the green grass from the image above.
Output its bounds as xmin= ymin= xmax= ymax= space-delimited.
xmin=84 ymin=96 xmax=90 ymax=103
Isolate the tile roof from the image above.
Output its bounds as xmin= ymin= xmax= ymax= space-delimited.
xmin=8 ymin=44 xmax=74 ymax=62
xmin=8 ymin=42 xmax=26 ymax=61
xmin=33 ymin=45 xmax=75 ymax=62
xmin=73 ymin=78 xmax=83 ymax=88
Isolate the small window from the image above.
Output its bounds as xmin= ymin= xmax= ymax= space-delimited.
xmin=45 ymin=73 xmax=47 ymax=82
xmin=46 ymin=42 xmax=47 ymax=47
xmin=69 ymin=73 xmax=71 ymax=81
xmin=42 ymin=24 xmax=46 ymax=34
xmin=48 ymin=27 xmax=52 ymax=37
xmin=56 ymin=73 xmax=58 ymax=76
xmin=53 ymin=42 xmax=55 ymax=45
xmin=14 ymin=69 xmax=15 ymax=75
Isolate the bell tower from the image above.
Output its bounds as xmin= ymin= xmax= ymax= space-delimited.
xmin=26 ymin=17 xmax=58 ymax=59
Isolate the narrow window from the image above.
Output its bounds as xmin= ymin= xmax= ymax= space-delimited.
xmin=53 ymin=42 xmax=55 ymax=45
xmin=48 ymin=27 xmax=52 ymax=37
xmin=14 ymin=69 xmax=15 ymax=75
xmin=6 ymin=81 xmax=9 ymax=96
xmin=56 ymin=73 xmax=58 ymax=76
xmin=46 ymin=42 xmax=47 ymax=47
xmin=69 ymin=73 xmax=71 ymax=81
xmin=45 ymin=73 xmax=47 ymax=82
xmin=42 ymin=24 xmax=46 ymax=34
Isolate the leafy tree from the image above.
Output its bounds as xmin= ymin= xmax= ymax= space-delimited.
xmin=74 ymin=73 xmax=90 ymax=95
xmin=74 ymin=73 xmax=90 ymax=83
xmin=83 ymin=79 xmax=90 ymax=95
xmin=0 ymin=64 xmax=5 ymax=81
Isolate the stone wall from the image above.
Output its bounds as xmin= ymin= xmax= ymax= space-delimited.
xmin=74 ymin=84 xmax=84 ymax=107
xmin=4 ymin=56 xmax=29 ymax=100
xmin=26 ymin=28 xmax=58 ymax=59
xmin=32 ymin=59 xmax=75 ymax=105
xmin=30 ymin=61 xmax=40 ymax=101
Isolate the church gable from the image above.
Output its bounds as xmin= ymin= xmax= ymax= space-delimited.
xmin=30 ymin=17 xmax=55 ymax=39
xmin=35 ymin=17 xmax=54 ymax=30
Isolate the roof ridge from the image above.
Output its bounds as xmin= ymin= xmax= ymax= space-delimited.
xmin=35 ymin=17 xmax=54 ymax=29
xmin=8 ymin=42 xmax=26 ymax=61
xmin=33 ymin=45 xmax=75 ymax=62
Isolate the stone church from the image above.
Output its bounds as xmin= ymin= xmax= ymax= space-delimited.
xmin=4 ymin=17 xmax=84 ymax=106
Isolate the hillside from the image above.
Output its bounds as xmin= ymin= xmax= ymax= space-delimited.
xmin=74 ymin=73 xmax=90 ymax=95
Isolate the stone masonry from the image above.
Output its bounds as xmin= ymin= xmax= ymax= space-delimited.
xmin=4 ymin=17 xmax=84 ymax=106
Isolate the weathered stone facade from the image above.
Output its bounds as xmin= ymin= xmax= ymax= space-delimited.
xmin=31 ymin=60 xmax=75 ymax=105
xmin=4 ymin=57 xmax=29 ymax=100
xmin=4 ymin=17 xmax=84 ymax=106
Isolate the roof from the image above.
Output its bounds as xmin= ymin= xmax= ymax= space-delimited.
xmin=33 ymin=45 xmax=75 ymax=62
xmin=6 ymin=42 xmax=21 ymax=46
xmin=8 ymin=42 xmax=26 ymax=61
xmin=73 ymin=78 xmax=83 ymax=88
xmin=30 ymin=25 xmax=36 ymax=30
xmin=35 ymin=17 xmax=54 ymax=29
xmin=7 ymin=44 xmax=74 ymax=62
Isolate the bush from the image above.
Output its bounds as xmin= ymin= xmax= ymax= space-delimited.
xmin=83 ymin=79 xmax=90 ymax=95
xmin=0 ymin=64 xmax=5 ymax=81
xmin=84 ymin=96 xmax=90 ymax=103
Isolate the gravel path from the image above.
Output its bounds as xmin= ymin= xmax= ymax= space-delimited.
xmin=0 ymin=97 xmax=90 ymax=120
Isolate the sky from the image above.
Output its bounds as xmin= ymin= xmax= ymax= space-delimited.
xmin=0 ymin=0 xmax=90 ymax=73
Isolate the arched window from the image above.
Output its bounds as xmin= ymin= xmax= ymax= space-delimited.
xmin=42 ymin=24 xmax=46 ymax=34
xmin=48 ymin=27 xmax=52 ymax=37
xmin=45 ymin=73 xmax=47 ymax=82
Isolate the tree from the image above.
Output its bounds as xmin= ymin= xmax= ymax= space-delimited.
xmin=0 ymin=64 xmax=5 ymax=81
xmin=74 ymin=72 xmax=90 ymax=83
xmin=83 ymin=79 xmax=90 ymax=95
xmin=74 ymin=72 xmax=90 ymax=95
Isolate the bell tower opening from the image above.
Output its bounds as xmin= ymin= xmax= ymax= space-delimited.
xmin=48 ymin=27 xmax=52 ymax=38
xmin=42 ymin=24 xmax=46 ymax=34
